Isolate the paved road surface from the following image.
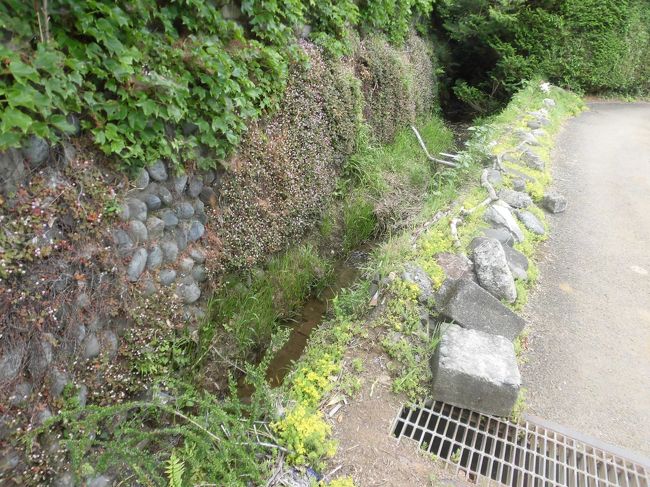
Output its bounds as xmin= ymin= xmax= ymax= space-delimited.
xmin=521 ymin=102 xmax=650 ymax=457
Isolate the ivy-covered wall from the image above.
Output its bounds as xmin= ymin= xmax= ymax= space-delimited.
xmin=0 ymin=0 xmax=435 ymax=172
xmin=0 ymin=13 xmax=439 ymax=480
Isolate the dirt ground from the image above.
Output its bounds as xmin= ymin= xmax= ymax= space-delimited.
xmin=324 ymin=323 xmax=473 ymax=487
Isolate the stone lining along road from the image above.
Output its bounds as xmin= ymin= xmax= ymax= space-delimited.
xmin=522 ymin=102 xmax=650 ymax=457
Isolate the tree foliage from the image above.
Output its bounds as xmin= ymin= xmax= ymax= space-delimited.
xmin=432 ymin=0 xmax=650 ymax=114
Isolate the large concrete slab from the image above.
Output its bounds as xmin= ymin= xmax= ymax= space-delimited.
xmin=431 ymin=324 xmax=521 ymax=417
xmin=438 ymin=277 xmax=525 ymax=341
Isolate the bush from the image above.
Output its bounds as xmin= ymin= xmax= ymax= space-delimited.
xmin=433 ymin=0 xmax=650 ymax=113
xmin=356 ymin=35 xmax=429 ymax=143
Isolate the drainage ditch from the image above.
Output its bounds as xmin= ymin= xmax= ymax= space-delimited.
xmin=393 ymin=400 xmax=649 ymax=487
xmin=237 ymin=248 xmax=370 ymax=398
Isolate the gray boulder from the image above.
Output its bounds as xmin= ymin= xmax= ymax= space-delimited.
xmin=127 ymin=220 xmax=148 ymax=243
xmin=502 ymin=245 xmax=529 ymax=280
xmin=0 ymin=148 xmax=27 ymax=195
xmin=28 ymin=338 xmax=53 ymax=380
xmin=506 ymin=167 xmax=537 ymax=185
xmin=134 ymin=168 xmax=149 ymax=189
xmin=431 ymin=324 xmax=521 ymax=416
xmin=527 ymin=120 xmax=541 ymax=130
xmin=161 ymin=240 xmax=179 ymax=263
xmin=543 ymin=191 xmax=567 ymax=213
xmin=83 ymin=333 xmax=101 ymax=359
xmin=0 ymin=349 xmax=24 ymax=383
xmin=177 ymin=279 xmax=201 ymax=304
xmin=141 ymin=276 xmax=157 ymax=297
xmin=146 ymin=216 xmax=165 ymax=239
xmin=158 ymin=186 xmax=173 ymax=206
xmin=48 ymin=368 xmax=70 ymax=397
xmin=175 ymin=202 xmax=194 ymax=219
xmin=188 ymin=221 xmax=205 ymax=241
xmin=191 ymin=265 xmax=208 ymax=283
xmin=10 ymin=382 xmax=32 ymax=405
xmin=512 ymin=177 xmax=527 ymax=192
xmin=127 ymin=248 xmax=148 ymax=281
xmin=202 ymin=169 xmax=216 ymax=185
xmin=188 ymin=177 xmax=203 ymax=198
xmin=484 ymin=204 xmax=524 ymax=243
xmin=126 ymin=198 xmax=148 ymax=222
xmin=159 ymin=269 xmax=177 ymax=286
xmin=498 ymin=189 xmax=532 ymax=209
xmin=438 ymin=277 xmax=525 ymax=340
xmin=159 ymin=208 xmax=179 ymax=228
xmin=179 ymin=257 xmax=195 ymax=274
xmin=516 ymin=210 xmax=545 ymax=235
xmin=543 ymin=98 xmax=556 ymax=107
xmin=172 ymin=174 xmax=188 ymax=194
xmin=23 ymin=135 xmax=49 ymax=166
xmin=522 ymin=149 xmax=545 ymax=171
xmin=470 ymin=237 xmax=517 ymax=303
xmin=486 ymin=169 xmax=503 ymax=186
xmin=148 ymin=160 xmax=168 ymax=182
xmin=143 ymin=193 xmax=161 ymax=211
xmin=101 ymin=330 xmax=119 ymax=357
xmin=517 ymin=131 xmax=540 ymax=147
xmin=483 ymin=227 xmax=515 ymax=247
xmin=402 ymin=264 xmax=434 ymax=304
xmin=189 ymin=248 xmax=206 ymax=264
xmin=146 ymin=244 xmax=163 ymax=270
xmin=175 ymin=225 xmax=189 ymax=251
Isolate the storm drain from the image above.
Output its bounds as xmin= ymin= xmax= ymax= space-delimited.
xmin=392 ymin=400 xmax=649 ymax=487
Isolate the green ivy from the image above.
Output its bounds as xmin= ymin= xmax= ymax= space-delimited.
xmin=0 ymin=0 xmax=434 ymax=172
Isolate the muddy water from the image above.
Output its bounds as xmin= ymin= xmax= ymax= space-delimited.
xmin=238 ymin=250 xmax=369 ymax=399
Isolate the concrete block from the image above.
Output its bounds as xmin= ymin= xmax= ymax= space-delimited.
xmin=431 ymin=324 xmax=521 ymax=416
xmin=439 ymin=278 xmax=525 ymax=340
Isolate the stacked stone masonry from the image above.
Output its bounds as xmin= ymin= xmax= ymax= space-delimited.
xmin=113 ymin=161 xmax=215 ymax=305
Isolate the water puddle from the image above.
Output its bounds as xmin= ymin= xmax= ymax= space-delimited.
xmin=238 ymin=248 xmax=370 ymax=399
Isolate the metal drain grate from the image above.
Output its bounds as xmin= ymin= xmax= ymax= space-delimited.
xmin=392 ymin=400 xmax=650 ymax=487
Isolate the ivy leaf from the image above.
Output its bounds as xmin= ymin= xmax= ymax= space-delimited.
xmin=6 ymin=85 xmax=39 ymax=110
xmin=139 ymin=99 xmax=158 ymax=117
xmin=49 ymin=114 xmax=76 ymax=133
xmin=33 ymin=49 xmax=60 ymax=72
xmin=9 ymin=60 xmax=38 ymax=82
xmin=1 ymin=108 xmax=33 ymax=132
xmin=0 ymin=131 xmax=22 ymax=149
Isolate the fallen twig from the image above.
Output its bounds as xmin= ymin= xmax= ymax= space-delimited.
xmin=439 ymin=152 xmax=461 ymax=160
xmin=450 ymin=217 xmax=462 ymax=248
xmin=411 ymin=126 xmax=459 ymax=168
xmin=410 ymin=210 xmax=447 ymax=247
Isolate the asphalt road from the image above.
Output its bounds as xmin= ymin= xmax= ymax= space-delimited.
xmin=521 ymin=102 xmax=650 ymax=457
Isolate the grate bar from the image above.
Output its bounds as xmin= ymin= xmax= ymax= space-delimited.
xmin=392 ymin=400 xmax=650 ymax=487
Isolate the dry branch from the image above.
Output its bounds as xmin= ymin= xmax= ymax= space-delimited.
xmin=450 ymin=217 xmax=462 ymax=248
xmin=411 ymin=126 xmax=459 ymax=168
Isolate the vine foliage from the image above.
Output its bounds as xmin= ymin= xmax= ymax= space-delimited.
xmin=0 ymin=0 xmax=434 ymax=171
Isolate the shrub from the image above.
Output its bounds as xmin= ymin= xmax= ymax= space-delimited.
xmin=433 ymin=0 xmax=650 ymax=113
xmin=355 ymin=37 xmax=415 ymax=143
